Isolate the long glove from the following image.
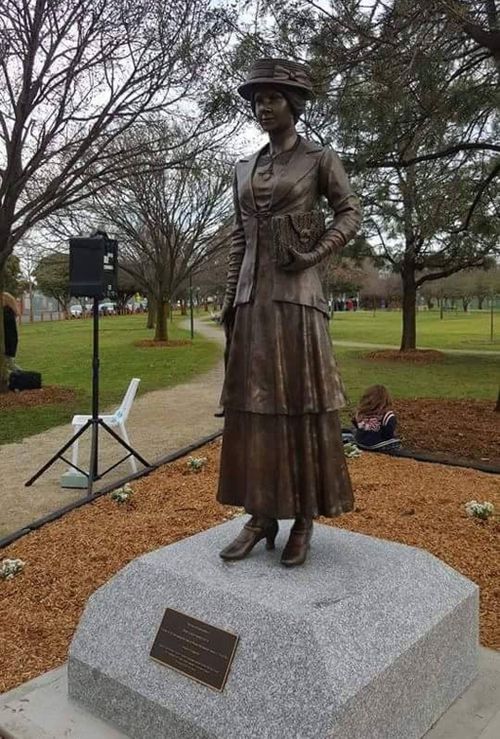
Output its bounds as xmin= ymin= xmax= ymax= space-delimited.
xmin=282 ymin=229 xmax=346 ymax=272
xmin=220 ymin=172 xmax=245 ymax=324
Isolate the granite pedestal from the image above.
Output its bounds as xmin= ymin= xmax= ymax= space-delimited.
xmin=68 ymin=519 xmax=478 ymax=739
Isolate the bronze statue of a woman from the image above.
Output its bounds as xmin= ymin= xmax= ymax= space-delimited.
xmin=217 ymin=58 xmax=361 ymax=566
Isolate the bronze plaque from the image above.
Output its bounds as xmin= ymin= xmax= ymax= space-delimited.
xmin=150 ymin=608 xmax=239 ymax=692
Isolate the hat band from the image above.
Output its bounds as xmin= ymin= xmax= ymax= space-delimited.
xmin=273 ymin=63 xmax=310 ymax=87
xmin=246 ymin=63 xmax=311 ymax=89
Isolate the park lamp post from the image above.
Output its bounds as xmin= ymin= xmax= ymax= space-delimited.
xmin=490 ymin=289 xmax=495 ymax=343
xmin=189 ymin=271 xmax=194 ymax=340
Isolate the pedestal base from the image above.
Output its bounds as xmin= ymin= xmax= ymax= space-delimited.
xmin=68 ymin=519 xmax=478 ymax=739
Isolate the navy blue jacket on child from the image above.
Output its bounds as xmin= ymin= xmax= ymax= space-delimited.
xmin=352 ymin=410 xmax=400 ymax=451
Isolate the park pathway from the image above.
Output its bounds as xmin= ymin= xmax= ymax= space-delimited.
xmin=2 ymin=320 xmax=498 ymax=539
xmin=0 ymin=319 xmax=225 ymax=539
xmin=332 ymin=339 xmax=500 ymax=356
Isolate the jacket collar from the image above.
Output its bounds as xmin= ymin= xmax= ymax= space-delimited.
xmin=237 ymin=136 xmax=323 ymax=213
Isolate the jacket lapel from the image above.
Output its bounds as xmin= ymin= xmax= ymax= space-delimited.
xmin=270 ymin=137 xmax=321 ymax=209
xmin=237 ymin=145 xmax=266 ymax=213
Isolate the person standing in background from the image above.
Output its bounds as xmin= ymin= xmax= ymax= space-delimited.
xmin=2 ymin=292 xmax=20 ymax=372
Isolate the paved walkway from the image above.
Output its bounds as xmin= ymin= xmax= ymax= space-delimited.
xmin=2 ymin=322 xmax=498 ymax=539
xmin=0 ymin=320 xmax=225 ymax=539
xmin=1 ymin=648 xmax=499 ymax=737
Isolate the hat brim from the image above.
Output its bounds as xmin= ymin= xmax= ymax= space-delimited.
xmin=237 ymin=78 xmax=314 ymax=101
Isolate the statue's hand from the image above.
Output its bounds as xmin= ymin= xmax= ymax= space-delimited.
xmin=282 ymin=248 xmax=319 ymax=272
xmin=218 ymin=300 xmax=234 ymax=327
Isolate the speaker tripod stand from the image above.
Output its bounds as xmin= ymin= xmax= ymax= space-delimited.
xmin=25 ymin=298 xmax=151 ymax=496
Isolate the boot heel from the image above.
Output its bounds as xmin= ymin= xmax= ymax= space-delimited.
xmin=266 ymin=535 xmax=276 ymax=550
xmin=265 ymin=521 xmax=278 ymax=550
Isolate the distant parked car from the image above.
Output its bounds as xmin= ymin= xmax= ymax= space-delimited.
xmin=98 ymin=301 xmax=116 ymax=315
xmin=70 ymin=304 xmax=83 ymax=318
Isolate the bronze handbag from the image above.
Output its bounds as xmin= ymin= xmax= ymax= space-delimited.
xmin=271 ymin=210 xmax=326 ymax=267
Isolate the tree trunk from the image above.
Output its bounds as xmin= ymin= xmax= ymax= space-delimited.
xmin=0 ymin=266 xmax=9 ymax=393
xmin=147 ymin=298 xmax=156 ymax=329
xmin=400 ymin=272 xmax=417 ymax=351
xmin=180 ymin=299 xmax=187 ymax=316
xmin=495 ymin=387 xmax=500 ymax=412
xmin=478 ymin=296 xmax=485 ymax=310
xmin=29 ymin=282 xmax=34 ymax=322
xmin=154 ymin=299 xmax=169 ymax=342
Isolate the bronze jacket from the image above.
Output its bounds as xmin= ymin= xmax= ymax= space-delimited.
xmin=225 ymin=137 xmax=361 ymax=315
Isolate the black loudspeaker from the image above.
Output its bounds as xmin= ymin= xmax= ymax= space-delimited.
xmin=69 ymin=234 xmax=118 ymax=298
xmin=9 ymin=370 xmax=42 ymax=391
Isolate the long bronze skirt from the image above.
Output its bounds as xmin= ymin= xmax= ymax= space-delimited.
xmin=217 ymin=409 xmax=353 ymax=519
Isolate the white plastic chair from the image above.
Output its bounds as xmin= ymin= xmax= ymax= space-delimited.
xmin=69 ymin=378 xmax=141 ymax=474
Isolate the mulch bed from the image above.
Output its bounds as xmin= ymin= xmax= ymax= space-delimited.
xmin=395 ymin=399 xmax=500 ymax=466
xmin=1 ymin=441 xmax=499 ymax=694
xmin=133 ymin=339 xmax=192 ymax=348
xmin=0 ymin=387 xmax=77 ymax=410
xmin=365 ymin=349 xmax=445 ymax=363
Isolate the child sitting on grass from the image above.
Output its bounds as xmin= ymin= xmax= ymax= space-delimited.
xmin=352 ymin=384 xmax=401 ymax=452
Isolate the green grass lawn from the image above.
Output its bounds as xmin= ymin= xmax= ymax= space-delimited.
xmin=330 ymin=309 xmax=500 ymax=351
xmin=1 ymin=314 xmax=220 ymax=446
xmin=3 ymin=310 xmax=498 ymax=447
xmin=335 ymin=348 xmax=499 ymax=408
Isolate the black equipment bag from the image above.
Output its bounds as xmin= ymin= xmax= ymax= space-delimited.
xmin=9 ymin=370 xmax=42 ymax=392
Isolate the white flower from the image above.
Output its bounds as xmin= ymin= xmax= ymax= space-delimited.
xmin=1 ymin=558 xmax=25 ymax=580
xmin=187 ymin=456 xmax=208 ymax=472
xmin=110 ymin=485 xmax=133 ymax=504
xmin=344 ymin=443 xmax=362 ymax=459
xmin=465 ymin=500 xmax=495 ymax=520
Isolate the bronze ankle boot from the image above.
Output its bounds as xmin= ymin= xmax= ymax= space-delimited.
xmin=280 ymin=519 xmax=313 ymax=567
xmin=219 ymin=517 xmax=278 ymax=561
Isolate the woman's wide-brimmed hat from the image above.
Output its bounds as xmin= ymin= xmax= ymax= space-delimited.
xmin=238 ymin=58 xmax=314 ymax=100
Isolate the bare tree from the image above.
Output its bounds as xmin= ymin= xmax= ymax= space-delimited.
xmin=360 ymin=264 xmax=402 ymax=311
xmin=92 ymin=152 xmax=232 ymax=341
xmin=33 ymin=252 xmax=71 ymax=317
xmin=0 ymin=0 xmax=230 ymax=386
xmin=191 ymin=242 xmax=232 ymax=309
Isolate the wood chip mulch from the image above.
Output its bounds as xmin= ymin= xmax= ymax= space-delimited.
xmin=365 ymin=349 xmax=445 ymax=363
xmin=395 ymin=399 xmax=500 ymax=467
xmin=0 ymin=442 xmax=499 ymax=695
xmin=0 ymin=387 xmax=78 ymax=410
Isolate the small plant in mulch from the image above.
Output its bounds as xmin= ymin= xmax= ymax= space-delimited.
xmin=186 ymin=456 xmax=208 ymax=473
xmin=344 ymin=443 xmax=362 ymax=459
xmin=464 ymin=500 xmax=496 ymax=521
xmin=1 ymin=558 xmax=25 ymax=581
xmin=110 ymin=483 xmax=134 ymax=505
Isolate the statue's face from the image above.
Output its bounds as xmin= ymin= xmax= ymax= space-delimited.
xmin=253 ymin=86 xmax=294 ymax=132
